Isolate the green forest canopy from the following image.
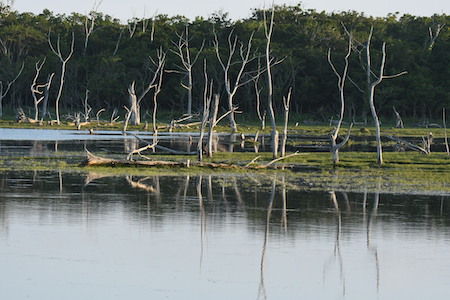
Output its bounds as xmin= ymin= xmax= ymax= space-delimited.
xmin=0 ymin=2 xmax=448 ymax=122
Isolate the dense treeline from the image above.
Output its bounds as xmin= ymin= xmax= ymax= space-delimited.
xmin=0 ymin=3 xmax=448 ymax=123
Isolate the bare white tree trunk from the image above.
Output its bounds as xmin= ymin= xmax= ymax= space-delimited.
xmin=171 ymin=25 xmax=204 ymax=116
xmin=48 ymin=31 xmax=75 ymax=125
xmin=31 ymin=59 xmax=46 ymax=120
xmin=41 ymin=73 xmax=55 ymax=120
xmin=152 ymin=57 xmax=165 ymax=145
xmin=328 ymin=31 xmax=353 ymax=165
xmin=393 ymin=106 xmax=404 ymax=128
xmin=198 ymin=61 xmax=213 ymax=162
xmin=365 ymin=27 xmax=407 ymax=165
xmin=428 ymin=23 xmax=444 ymax=51
xmin=127 ymin=81 xmax=140 ymax=125
xmin=264 ymin=6 xmax=278 ymax=158
xmin=207 ymin=94 xmax=219 ymax=158
xmin=280 ymin=88 xmax=292 ymax=157
xmin=127 ymin=49 xmax=166 ymax=126
xmin=83 ymin=0 xmax=103 ymax=56
xmin=444 ymin=108 xmax=449 ymax=155
xmin=113 ymin=28 xmax=124 ymax=55
xmin=214 ymin=29 xmax=256 ymax=133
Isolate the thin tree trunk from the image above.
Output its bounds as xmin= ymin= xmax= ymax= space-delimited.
xmin=265 ymin=7 xmax=278 ymax=158
xmin=444 ymin=108 xmax=449 ymax=155
xmin=365 ymin=28 xmax=406 ymax=165
xmin=207 ymin=94 xmax=219 ymax=158
xmin=280 ymin=88 xmax=292 ymax=157
xmin=48 ymin=32 xmax=75 ymax=125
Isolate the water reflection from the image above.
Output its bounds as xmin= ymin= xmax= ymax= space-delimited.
xmin=1 ymin=171 xmax=450 ymax=299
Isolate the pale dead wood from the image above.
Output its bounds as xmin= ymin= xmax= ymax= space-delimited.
xmin=129 ymin=133 xmax=197 ymax=155
xmin=393 ymin=106 xmax=404 ymax=128
xmin=82 ymin=149 xmax=187 ymax=167
xmin=444 ymin=108 xmax=450 ymax=155
xmin=170 ymin=25 xmax=205 ymax=116
xmin=48 ymin=31 xmax=75 ymax=125
xmin=17 ymin=107 xmax=40 ymax=124
xmin=83 ymin=0 xmax=103 ymax=55
xmin=244 ymin=155 xmax=261 ymax=167
xmin=214 ymin=28 xmax=258 ymax=132
xmin=385 ymin=135 xmax=429 ymax=154
xmin=280 ymin=87 xmax=292 ymax=157
xmin=264 ymin=6 xmax=278 ymax=158
xmin=252 ymin=151 xmax=305 ymax=169
xmin=82 ymin=149 xmax=307 ymax=170
xmin=366 ymin=27 xmax=407 ymax=165
xmin=126 ymin=142 xmax=157 ymax=161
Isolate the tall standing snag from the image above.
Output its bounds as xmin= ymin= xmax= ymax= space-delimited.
xmin=171 ymin=25 xmax=204 ymax=116
xmin=127 ymin=48 xmax=166 ymax=126
xmin=264 ymin=6 xmax=279 ymax=158
xmin=214 ymin=29 xmax=257 ymax=133
xmin=48 ymin=31 xmax=75 ymax=125
xmin=280 ymin=88 xmax=292 ymax=157
xmin=327 ymin=30 xmax=354 ymax=165
xmin=365 ymin=27 xmax=407 ymax=165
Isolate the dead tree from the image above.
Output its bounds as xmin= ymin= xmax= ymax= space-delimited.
xmin=31 ymin=58 xmax=48 ymax=120
xmin=428 ymin=23 xmax=445 ymax=51
xmin=214 ymin=29 xmax=256 ymax=133
xmin=170 ymin=25 xmax=204 ymax=116
xmin=128 ymin=16 xmax=138 ymax=38
xmin=423 ymin=132 xmax=433 ymax=153
xmin=127 ymin=48 xmax=166 ymax=126
xmin=253 ymin=58 xmax=266 ymax=130
xmin=365 ymin=27 xmax=407 ymax=165
xmin=280 ymin=88 xmax=292 ymax=157
xmin=151 ymin=51 xmax=166 ymax=145
xmin=113 ymin=28 xmax=124 ymax=56
xmin=48 ymin=31 xmax=75 ymax=125
xmin=40 ymin=72 xmax=55 ymax=120
xmin=0 ymin=61 xmax=23 ymax=117
xmin=197 ymin=61 xmax=213 ymax=162
xmin=207 ymin=94 xmax=219 ymax=158
xmin=83 ymin=0 xmax=103 ymax=56
xmin=327 ymin=32 xmax=354 ymax=165
xmin=444 ymin=108 xmax=450 ymax=155
xmin=393 ymin=106 xmax=404 ymax=128
xmin=264 ymin=6 xmax=279 ymax=158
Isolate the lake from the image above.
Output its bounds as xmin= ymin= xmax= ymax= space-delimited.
xmin=1 ymin=128 xmax=450 ymax=299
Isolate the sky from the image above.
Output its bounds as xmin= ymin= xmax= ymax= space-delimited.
xmin=12 ymin=0 xmax=450 ymax=23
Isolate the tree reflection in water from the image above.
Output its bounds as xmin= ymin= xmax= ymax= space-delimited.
xmin=257 ymin=176 xmax=276 ymax=300
xmin=1 ymin=171 xmax=449 ymax=299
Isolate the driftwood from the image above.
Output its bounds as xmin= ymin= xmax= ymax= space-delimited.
xmin=82 ymin=150 xmax=187 ymax=167
xmin=129 ymin=133 xmax=196 ymax=155
xmin=81 ymin=150 xmax=306 ymax=170
xmin=17 ymin=108 xmax=41 ymax=124
xmin=385 ymin=135 xmax=430 ymax=154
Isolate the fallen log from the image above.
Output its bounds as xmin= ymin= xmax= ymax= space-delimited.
xmin=81 ymin=150 xmax=307 ymax=170
xmin=81 ymin=150 xmax=187 ymax=167
xmin=385 ymin=135 xmax=429 ymax=154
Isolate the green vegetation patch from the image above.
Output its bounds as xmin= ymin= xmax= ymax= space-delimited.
xmin=1 ymin=150 xmax=449 ymax=195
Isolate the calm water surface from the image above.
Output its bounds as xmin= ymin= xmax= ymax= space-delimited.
xmin=0 ymin=172 xmax=449 ymax=300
